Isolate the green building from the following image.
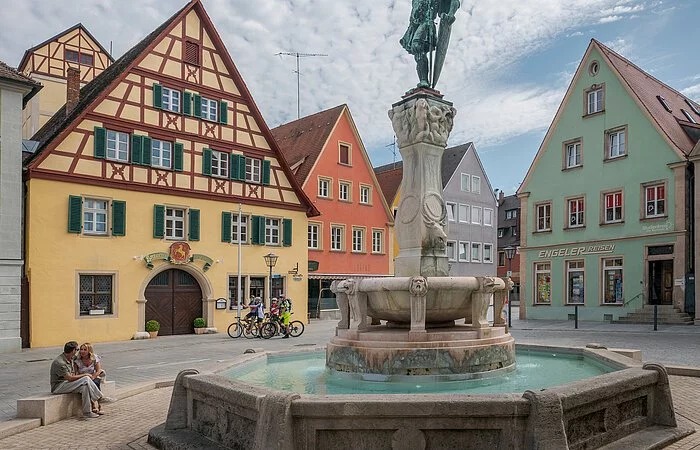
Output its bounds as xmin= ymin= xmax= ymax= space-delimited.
xmin=517 ymin=39 xmax=699 ymax=324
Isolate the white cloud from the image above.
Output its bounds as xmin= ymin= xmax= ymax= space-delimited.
xmin=567 ymin=31 xmax=584 ymax=37
xmin=599 ymin=15 xmax=623 ymax=23
xmin=682 ymin=84 xmax=700 ymax=101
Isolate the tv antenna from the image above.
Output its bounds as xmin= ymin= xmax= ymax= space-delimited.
xmin=276 ymin=52 xmax=328 ymax=119
xmin=385 ymin=136 xmax=398 ymax=168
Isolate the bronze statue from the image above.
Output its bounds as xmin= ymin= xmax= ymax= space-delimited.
xmin=400 ymin=0 xmax=460 ymax=89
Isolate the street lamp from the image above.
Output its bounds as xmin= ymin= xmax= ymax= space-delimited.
xmin=263 ymin=253 xmax=278 ymax=306
xmin=504 ymin=246 xmax=516 ymax=328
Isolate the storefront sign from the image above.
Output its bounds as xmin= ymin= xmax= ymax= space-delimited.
xmin=308 ymin=260 xmax=319 ymax=272
xmin=538 ymin=244 xmax=615 ymax=259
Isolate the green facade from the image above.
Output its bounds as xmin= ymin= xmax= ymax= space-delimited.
xmin=519 ymin=46 xmax=686 ymax=321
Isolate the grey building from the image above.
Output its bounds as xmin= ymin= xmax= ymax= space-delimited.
xmin=375 ymin=142 xmax=498 ymax=277
xmin=0 ymin=61 xmax=41 ymax=353
xmin=496 ymin=192 xmax=521 ymax=302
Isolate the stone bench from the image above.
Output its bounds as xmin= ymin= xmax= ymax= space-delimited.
xmin=16 ymin=380 xmax=115 ymax=425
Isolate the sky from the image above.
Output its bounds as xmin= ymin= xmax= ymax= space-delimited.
xmin=2 ymin=0 xmax=699 ymax=195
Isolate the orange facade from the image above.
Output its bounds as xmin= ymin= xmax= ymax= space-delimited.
xmin=304 ymin=109 xmax=393 ymax=276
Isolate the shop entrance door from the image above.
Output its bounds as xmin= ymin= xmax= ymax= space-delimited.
xmin=648 ymin=260 xmax=673 ymax=305
xmin=145 ymin=269 xmax=203 ymax=335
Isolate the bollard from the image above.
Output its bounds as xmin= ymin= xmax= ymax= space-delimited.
xmin=654 ymin=304 xmax=658 ymax=331
xmin=574 ymin=305 xmax=579 ymax=329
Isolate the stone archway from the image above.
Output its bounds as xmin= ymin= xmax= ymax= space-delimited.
xmin=134 ymin=263 xmax=215 ymax=339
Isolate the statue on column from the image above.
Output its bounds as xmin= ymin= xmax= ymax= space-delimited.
xmin=400 ymin=0 xmax=460 ymax=89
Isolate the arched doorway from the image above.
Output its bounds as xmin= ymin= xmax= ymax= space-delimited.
xmin=145 ymin=269 xmax=202 ymax=335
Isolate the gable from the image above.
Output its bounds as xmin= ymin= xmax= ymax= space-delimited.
xmin=27 ymin=1 xmax=317 ymax=216
xmin=444 ymin=144 xmax=497 ymax=203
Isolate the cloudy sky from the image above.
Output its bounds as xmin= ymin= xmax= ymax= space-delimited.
xmin=2 ymin=0 xmax=699 ymax=194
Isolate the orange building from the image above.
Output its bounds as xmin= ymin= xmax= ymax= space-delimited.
xmin=272 ymin=105 xmax=394 ymax=317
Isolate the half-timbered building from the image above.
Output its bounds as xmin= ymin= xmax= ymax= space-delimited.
xmin=23 ymin=0 xmax=317 ymax=347
xmin=19 ymin=23 xmax=113 ymax=139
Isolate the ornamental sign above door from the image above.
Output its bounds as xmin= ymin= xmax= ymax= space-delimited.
xmin=143 ymin=243 xmax=214 ymax=272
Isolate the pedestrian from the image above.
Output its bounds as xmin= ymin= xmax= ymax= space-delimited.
xmin=50 ymin=341 xmax=113 ymax=418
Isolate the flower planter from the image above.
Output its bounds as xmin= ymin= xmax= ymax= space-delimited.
xmin=148 ymin=331 xmax=158 ymax=338
xmin=194 ymin=328 xmax=206 ymax=335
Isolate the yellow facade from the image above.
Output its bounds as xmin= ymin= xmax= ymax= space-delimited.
xmin=24 ymin=2 xmax=314 ymax=347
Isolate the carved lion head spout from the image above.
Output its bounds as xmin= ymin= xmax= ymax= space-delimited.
xmin=409 ymin=276 xmax=428 ymax=297
xmin=335 ymin=279 xmax=357 ymax=295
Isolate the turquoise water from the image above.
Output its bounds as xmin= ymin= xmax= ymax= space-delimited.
xmin=220 ymin=350 xmax=617 ymax=395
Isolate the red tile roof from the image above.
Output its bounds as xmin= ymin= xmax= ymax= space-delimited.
xmin=374 ymin=166 xmax=403 ymax=206
xmin=595 ymin=39 xmax=700 ymax=156
xmin=0 ymin=59 xmax=42 ymax=102
xmin=270 ymin=105 xmax=346 ymax=185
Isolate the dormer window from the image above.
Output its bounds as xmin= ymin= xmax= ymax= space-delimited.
xmin=681 ymin=109 xmax=697 ymax=124
xmin=657 ymin=95 xmax=672 ymax=112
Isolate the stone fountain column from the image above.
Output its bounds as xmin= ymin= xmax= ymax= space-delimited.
xmin=389 ymin=91 xmax=456 ymax=277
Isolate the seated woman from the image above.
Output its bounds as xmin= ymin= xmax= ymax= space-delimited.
xmin=74 ymin=343 xmax=105 ymax=415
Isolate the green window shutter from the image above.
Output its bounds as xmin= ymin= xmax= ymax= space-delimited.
xmin=202 ymin=148 xmax=212 ymax=176
xmin=221 ymin=211 xmax=232 ymax=243
xmin=153 ymin=205 xmax=165 ymax=238
xmin=93 ymin=127 xmax=106 ymax=159
xmin=283 ymin=218 xmax=292 ymax=247
xmin=68 ymin=195 xmax=82 ymax=233
xmin=153 ymin=83 xmax=163 ymax=109
xmin=219 ymin=101 xmax=228 ymax=124
xmin=251 ymin=215 xmax=265 ymax=245
xmin=112 ymin=200 xmax=126 ymax=237
xmin=131 ymin=134 xmax=142 ymax=164
xmin=183 ymin=91 xmax=192 ymax=116
xmin=188 ymin=209 xmax=200 ymax=241
xmin=239 ymin=156 xmax=247 ymax=181
xmin=193 ymin=94 xmax=202 ymax=118
xmin=141 ymin=136 xmax=152 ymax=166
xmin=262 ymin=160 xmax=271 ymax=185
xmin=230 ymin=154 xmax=240 ymax=180
xmin=173 ymin=143 xmax=184 ymax=171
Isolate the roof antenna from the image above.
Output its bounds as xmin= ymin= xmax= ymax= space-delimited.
xmin=276 ymin=51 xmax=328 ymax=119
xmin=385 ymin=136 xmax=397 ymax=168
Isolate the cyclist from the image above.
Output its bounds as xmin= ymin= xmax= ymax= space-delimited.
xmin=270 ymin=298 xmax=280 ymax=319
xmin=280 ymin=294 xmax=292 ymax=338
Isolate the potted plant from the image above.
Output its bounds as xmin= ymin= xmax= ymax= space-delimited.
xmin=193 ymin=317 xmax=206 ymax=334
xmin=145 ymin=320 xmax=160 ymax=338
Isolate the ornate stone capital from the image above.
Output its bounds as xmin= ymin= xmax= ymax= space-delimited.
xmin=389 ymin=97 xmax=456 ymax=147
xmin=409 ymin=276 xmax=428 ymax=297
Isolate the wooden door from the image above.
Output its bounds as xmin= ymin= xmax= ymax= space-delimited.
xmin=649 ymin=260 xmax=674 ymax=306
xmin=145 ymin=269 xmax=202 ymax=335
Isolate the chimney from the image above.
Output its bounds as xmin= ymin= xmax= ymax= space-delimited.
xmin=66 ymin=67 xmax=80 ymax=114
xmin=498 ymin=190 xmax=505 ymax=204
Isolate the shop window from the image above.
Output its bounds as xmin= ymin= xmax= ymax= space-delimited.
xmin=534 ymin=262 xmax=551 ymax=304
xmin=566 ymin=260 xmax=585 ymax=304
xmin=79 ymin=274 xmax=113 ymax=315
xmin=228 ymin=276 xmax=246 ymax=308
xmin=602 ymin=258 xmax=624 ymax=304
xmin=249 ymin=277 xmax=265 ymax=302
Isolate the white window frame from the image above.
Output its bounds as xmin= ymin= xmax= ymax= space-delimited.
xmin=106 ymin=130 xmax=129 ymax=162
xmin=460 ymin=173 xmax=470 ymax=192
xmin=308 ymin=223 xmax=320 ymax=249
xmin=568 ymin=197 xmax=585 ymax=228
xmin=339 ymin=181 xmax=350 ymax=202
xmin=200 ymin=96 xmax=218 ymax=121
xmin=470 ymin=242 xmax=482 ymax=262
xmin=371 ymin=229 xmax=384 ymax=254
xmin=446 ymin=241 xmax=457 ymax=261
xmin=352 ymin=227 xmax=365 ymax=253
xmin=608 ymin=129 xmax=626 ymax=159
xmin=265 ymin=218 xmax=281 ymax=246
xmin=471 ymin=176 xmax=481 ymax=194
xmin=483 ymin=243 xmax=493 ymax=264
xmin=162 ymin=87 xmax=181 ymax=113
xmin=360 ymin=185 xmax=371 ymax=205
xmin=566 ymin=260 xmax=585 ymax=305
xmin=505 ymin=209 xmax=517 ymax=220
xmin=602 ymin=257 xmax=624 ymax=304
xmin=498 ymin=228 xmax=504 ymax=238
xmin=534 ymin=262 xmax=552 ymax=304
xmin=446 ymin=202 xmax=456 ymax=222
xmin=565 ymin=142 xmax=581 ymax=168
xmin=471 ymin=206 xmax=482 ymax=225
xmin=587 ymin=88 xmax=603 ymax=114
xmin=645 ymin=184 xmax=665 ymax=218
xmin=245 ymin=157 xmax=262 ymax=184
xmin=330 ymin=225 xmax=344 ymax=251
xmin=458 ymin=204 xmax=469 ymax=223
xmin=151 ymin=139 xmax=172 ymax=169
xmin=536 ymin=203 xmax=552 ymax=232
xmin=165 ymin=207 xmax=186 ymax=240
xmin=458 ymin=241 xmax=469 ymax=262
xmin=483 ymin=208 xmax=493 ymax=226
xmin=83 ymin=198 xmax=109 ymax=235
xmin=604 ymin=191 xmax=623 ymax=224
xmin=318 ymin=178 xmax=330 ymax=198
xmin=211 ymin=150 xmax=229 ymax=178
xmin=231 ymin=214 xmax=248 ymax=244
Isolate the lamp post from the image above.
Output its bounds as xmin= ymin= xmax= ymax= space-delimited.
xmin=263 ymin=253 xmax=278 ymax=307
xmin=504 ymin=246 xmax=516 ymax=328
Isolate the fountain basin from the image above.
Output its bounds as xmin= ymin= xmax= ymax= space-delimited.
xmin=149 ymin=344 xmax=692 ymax=450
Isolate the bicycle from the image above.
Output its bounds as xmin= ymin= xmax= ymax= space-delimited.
xmin=227 ymin=314 xmax=261 ymax=339
xmin=260 ymin=313 xmax=305 ymax=339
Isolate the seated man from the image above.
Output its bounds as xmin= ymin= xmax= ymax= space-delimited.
xmin=50 ymin=341 xmax=111 ymax=418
